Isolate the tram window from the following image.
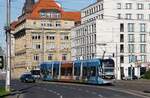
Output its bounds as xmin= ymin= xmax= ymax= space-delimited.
xmin=74 ymin=67 xmax=80 ymax=76
xmin=53 ymin=68 xmax=58 ymax=76
xmin=67 ymin=68 xmax=72 ymax=76
xmin=104 ymin=69 xmax=113 ymax=72
xmin=31 ymin=70 xmax=40 ymax=75
xmin=102 ymin=59 xmax=115 ymax=67
xmin=61 ymin=68 xmax=65 ymax=75
xmin=89 ymin=67 xmax=96 ymax=76
xmin=83 ymin=67 xmax=88 ymax=76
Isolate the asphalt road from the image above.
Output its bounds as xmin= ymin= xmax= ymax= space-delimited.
xmin=114 ymin=80 xmax=150 ymax=92
xmin=7 ymin=80 xmax=149 ymax=98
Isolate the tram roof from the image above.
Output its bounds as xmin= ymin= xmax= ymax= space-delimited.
xmin=74 ymin=58 xmax=101 ymax=67
xmin=40 ymin=61 xmax=60 ymax=68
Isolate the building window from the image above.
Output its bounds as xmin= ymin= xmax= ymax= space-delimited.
xmin=40 ymin=11 xmax=46 ymax=17
xmin=140 ymin=34 xmax=146 ymax=43
xmin=118 ymin=13 xmax=121 ymax=19
xmin=62 ymin=54 xmax=67 ymax=60
xmin=128 ymin=44 xmax=134 ymax=53
xmin=128 ymin=23 xmax=134 ymax=32
xmin=140 ymin=23 xmax=146 ymax=32
xmin=137 ymin=3 xmax=144 ymax=10
xmin=36 ymin=44 xmax=41 ymax=49
xmin=137 ymin=14 xmax=144 ymax=20
xmin=126 ymin=13 xmax=132 ymax=19
xmin=33 ymin=55 xmax=39 ymax=61
xmin=40 ymin=10 xmax=61 ymax=19
xmin=101 ymin=14 xmax=104 ymax=19
xmin=32 ymin=34 xmax=41 ymax=40
xmin=120 ymin=44 xmax=124 ymax=53
xmin=47 ymin=43 xmax=55 ymax=50
xmin=47 ymin=36 xmax=55 ymax=40
xmin=48 ymin=54 xmax=53 ymax=60
xmin=128 ymin=34 xmax=134 ymax=43
xmin=61 ymin=34 xmax=69 ymax=40
xmin=61 ymin=43 xmax=68 ymax=50
xmin=120 ymin=55 xmax=124 ymax=63
xmin=140 ymin=55 xmax=146 ymax=62
xmin=117 ymin=3 xmax=121 ymax=9
xmin=33 ymin=44 xmax=41 ymax=49
xmin=120 ymin=23 xmax=124 ymax=32
xmin=126 ymin=3 xmax=132 ymax=9
xmin=120 ymin=34 xmax=124 ymax=42
xmin=56 ymin=21 xmax=61 ymax=27
xmin=140 ymin=44 xmax=146 ymax=53
xmin=64 ymin=36 xmax=69 ymax=40
xmin=129 ymin=55 xmax=136 ymax=63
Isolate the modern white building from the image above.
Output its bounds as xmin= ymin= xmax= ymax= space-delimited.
xmin=71 ymin=0 xmax=150 ymax=80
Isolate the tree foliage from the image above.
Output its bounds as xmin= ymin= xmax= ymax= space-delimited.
xmin=143 ymin=69 xmax=150 ymax=79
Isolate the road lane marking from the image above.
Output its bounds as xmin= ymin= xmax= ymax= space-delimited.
xmin=46 ymin=89 xmax=63 ymax=97
xmin=57 ymin=93 xmax=60 ymax=96
xmin=92 ymin=92 xmax=97 ymax=95
xmin=85 ymin=90 xmax=89 ymax=93
xmin=44 ymin=81 xmax=150 ymax=98
xmin=48 ymin=90 xmax=52 ymax=92
xmin=98 ymin=94 xmax=103 ymax=98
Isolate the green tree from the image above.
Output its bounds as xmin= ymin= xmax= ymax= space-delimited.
xmin=143 ymin=70 xmax=150 ymax=79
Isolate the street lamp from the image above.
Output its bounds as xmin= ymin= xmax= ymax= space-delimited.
xmin=80 ymin=56 xmax=83 ymax=80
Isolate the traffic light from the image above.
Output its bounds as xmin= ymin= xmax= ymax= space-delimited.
xmin=0 ymin=56 xmax=4 ymax=69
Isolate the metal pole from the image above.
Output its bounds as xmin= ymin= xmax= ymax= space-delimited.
xmin=80 ymin=61 xmax=83 ymax=80
xmin=131 ymin=64 xmax=133 ymax=80
xmin=58 ymin=61 xmax=61 ymax=79
xmin=41 ymin=20 xmax=44 ymax=64
xmin=72 ymin=62 xmax=74 ymax=79
xmin=42 ymin=26 xmax=44 ymax=63
xmin=5 ymin=0 xmax=11 ymax=92
xmin=115 ymin=43 xmax=118 ymax=80
xmin=52 ymin=62 xmax=54 ymax=79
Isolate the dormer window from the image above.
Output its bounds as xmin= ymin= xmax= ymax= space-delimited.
xmin=40 ymin=11 xmax=46 ymax=17
xmin=39 ymin=9 xmax=61 ymax=19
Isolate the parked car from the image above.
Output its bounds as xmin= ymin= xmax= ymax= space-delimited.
xmin=20 ymin=74 xmax=36 ymax=83
xmin=30 ymin=69 xmax=41 ymax=79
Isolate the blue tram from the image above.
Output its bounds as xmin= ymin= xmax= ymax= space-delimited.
xmin=40 ymin=58 xmax=115 ymax=84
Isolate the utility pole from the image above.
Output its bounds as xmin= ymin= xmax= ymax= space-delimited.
xmin=5 ymin=0 xmax=11 ymax=92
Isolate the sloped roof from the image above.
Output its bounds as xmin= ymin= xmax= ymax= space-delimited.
xmin=29 ymin=0 xmax=63 ymax=19
xmin=28 ymin=0 xmax=81 ymax=21
xmin=11 ymin=21 xmax=18 ymax=31
xmin=12 ymin=0 xmax=81 ymax=29
xmin=62 ymin=12 xmax=81 ymax=22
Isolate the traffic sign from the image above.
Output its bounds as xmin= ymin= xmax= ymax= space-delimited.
xmin=0 ymin=56 xmax=4 ymax=69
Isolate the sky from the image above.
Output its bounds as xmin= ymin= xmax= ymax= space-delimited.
xmin=0 ymin=0 xmax=96 ymax=49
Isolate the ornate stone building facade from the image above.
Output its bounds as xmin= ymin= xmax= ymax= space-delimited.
xmin=11 ymin=0 xmax=80 ymax=78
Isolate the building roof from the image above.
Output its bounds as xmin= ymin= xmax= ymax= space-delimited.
xmin=27 ymin=0 xmax=81 ymax=21
xmin=62 ymin=12 xmax=81 ymax=22
xmin=12 ymin=0 xmax=81 ymax=29
xmin=11 ymin=21 xmax=18 ymax=31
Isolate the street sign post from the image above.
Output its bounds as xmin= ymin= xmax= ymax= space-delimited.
xmin=5 ymin=0 xmax=11 ymax=92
